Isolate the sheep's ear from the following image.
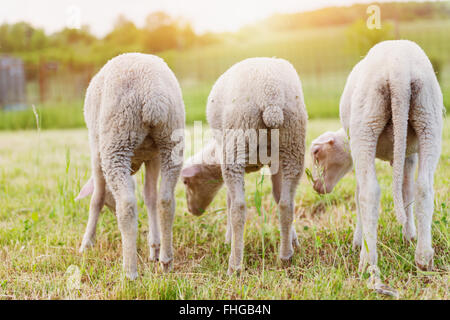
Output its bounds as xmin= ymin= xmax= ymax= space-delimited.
xmin=75 ymin=177 xmax=94 ymax=200
xmin=181 ymin=165 xmax=201 ymax=178
xmin=312 ymin=145 xmax=322 ymax=156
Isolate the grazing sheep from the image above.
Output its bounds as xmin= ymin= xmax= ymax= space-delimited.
xmin=310 ymin=40 xmax=444 ymax=275
xmin=75 ymin=53 xmax=185 ymax=279
xmin=181 ymin=57 xmax=307 ymax=275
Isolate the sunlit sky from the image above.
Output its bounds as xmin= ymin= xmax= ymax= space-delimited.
xmin=0 ymin=0 xmax=429 ymax=36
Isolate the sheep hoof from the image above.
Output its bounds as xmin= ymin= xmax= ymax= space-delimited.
xmin=402 ymin=234 xmax=416 ymax=246
xmin=125 ymin=270 xmax=138 ymax=280
xmin=415 ymin=249 xmax=434 ymax=271
xmin=227 ymin=265 xmax=242 ymax=276
xmin=352 ymin=240 xmax=361 ymax=251
xmin=280 ymin=254 xmax=293 ymax=268
xmin=402 ymin=227 xmax=416 ymax=245
xmin=149 ymin=244 xmax=160 ymax=261
xmin=160 ymin=260 xmax=173 ymax=273
xmin=79 ymin=239 xmax=95 ymax=253
xmin=367 ymin=266 xmax=399 ymax=298
xmin=368 ymin=279 xmax=399 ymax=298
xmin=371 ymin=282 xmax=399 ymax=298
xmin=280 ymin=247 xmax=294 ymax=266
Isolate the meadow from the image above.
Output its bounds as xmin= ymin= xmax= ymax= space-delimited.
xmin=0 ymin=119 xmax=448 ymax=300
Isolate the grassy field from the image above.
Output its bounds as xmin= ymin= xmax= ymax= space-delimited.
xmin=0 ymin=119 xmax=448 ymax=299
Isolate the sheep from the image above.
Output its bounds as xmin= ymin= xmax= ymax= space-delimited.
xmin=181 ymin=57 xmax=307 ymax=275
xmin=75 ymin=53 xmax=185 ymax=280
xmin=310 ymin=40 xmax=444 ymax=276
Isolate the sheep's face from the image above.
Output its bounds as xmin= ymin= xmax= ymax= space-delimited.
xmin=181 ymin=164 xmax=223 ymax=216
xmin=310 ymin=131 xmax=352 ymax=194
xmin=75 ymin=177 xmax=116 ymax=212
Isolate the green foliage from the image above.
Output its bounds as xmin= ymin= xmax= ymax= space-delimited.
xmin=105 ymin=15 xmax=143 ymax=48
xmin=0 ymin=22 xmax=48 ymax=52
xmin=51 ymin=26 xmax=96 ymax=46
xmin=346 ymin=19 xmax=395 ymax=55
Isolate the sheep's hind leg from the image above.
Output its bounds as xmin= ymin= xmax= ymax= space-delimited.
xmin=350 ymin=125 xmax=382 ymax=274
xmin=410 ymin=108 xmax=442 ymax=271
xmin=157 ymin=146 xmax=182 ymax=272
xmin=80 ymin=153 xmax=105 ymax=252
xmin=402 ymin=154 xmax=417 ymax=243
xmin=271 ymin=169 xmax=299 ymax=249
xmin=277 ymin=174 xmax=300 ymax=264
xmin=103 ymin=147 xmax=139 ymax=280
xmin=109 ymin=173 xmax=138 ymax=280
xmin=350 ymin=117 xmax=399 ymax=297
xmin=352 ymin=182 xmax=363 ymax=250
xmin=222 ymin=164 xmax=247 ymax=275
xmin=225 ymin=191 xmax=232 ymax=244
xmin=144 ymin=159 xmax=160 ymax=261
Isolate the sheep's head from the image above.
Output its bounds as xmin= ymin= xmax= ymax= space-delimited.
xmin=310 ymin=129 xmax=353 ymax=194
xmin=75 ymin=177 xmax=116 ymax=212
xmin=181 ymin=164 xmax=223 ymax=216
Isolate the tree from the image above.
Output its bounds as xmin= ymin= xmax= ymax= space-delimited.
xmin=0 ymin=22 xmax=48 ymax=52
xmin=105 ymin=15 xmax=142 ymax=47
xmin=145 ymin=11 xmax=173 ymax=31
xmin=143 ymin=12 xmax=190 ymax=53
xmin=51 ymin=26 xmax=95 ymax=46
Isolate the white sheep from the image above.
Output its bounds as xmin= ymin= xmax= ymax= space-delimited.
xmin=75 ymin=53 xmax=185 ymax=279
xmin=310 ymin=40 xmax=444 ymax=275
xmin=181 ymin=57 xmax=307 ymax=274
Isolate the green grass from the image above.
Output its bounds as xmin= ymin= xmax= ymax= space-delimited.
xmin=0 ymin=101 xmax=85 ymax=130
xmin=0 ymin=119 xmax=448 ymax=299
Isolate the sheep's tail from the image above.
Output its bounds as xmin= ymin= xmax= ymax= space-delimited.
xmin=389 ymin=60 xmax=411 ymax=226
xmin=262 ymin=105 xmax=284 ymax=128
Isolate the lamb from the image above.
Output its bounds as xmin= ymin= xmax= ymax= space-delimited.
xmin=75 ymin=53 xmax=185 ymax=280
xmin=181 ymin=57 xmax=307 ymax=275
xmin=310 ymin=40 xmax=444 ymax=276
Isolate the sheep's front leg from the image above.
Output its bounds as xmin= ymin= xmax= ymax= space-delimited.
xmin=157 ymin=148 xmax=182 ymax=272
xmin=402 ymin=154 xmax=417 ymax=243
xmin=80 ymin=156 xmax=105 ymax=252
xmin=144 ymin=160 xmax=160 ymax=261
xmin=222 ymin=164 xmax=246 ymax=275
